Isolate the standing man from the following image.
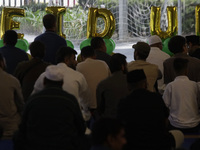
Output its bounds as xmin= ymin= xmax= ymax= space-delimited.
xmin=34 ymin=14 xmax=67 ymax=64
xmin=91 ymin=37 xmax=111 ymax=68
xmin=76 ymin=46 xmax=110 ymax=112
xmin=146 ymin=35 xmax=170 ymax=94
xmin=0 ymin=30 xmax=29 ymax=75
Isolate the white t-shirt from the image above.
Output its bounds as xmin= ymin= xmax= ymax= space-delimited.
xmin=146 ymin=47 xmax=170 ymax=94
xmin=163 ymin=76 xmax=200 ymax=128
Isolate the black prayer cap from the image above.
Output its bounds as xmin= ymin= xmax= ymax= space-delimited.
xmin=127 ymin=69 xmax=146 ymax=83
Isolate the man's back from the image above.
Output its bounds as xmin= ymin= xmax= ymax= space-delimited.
xmin=118 ymin=88 xmax=175 ymax=150
xmin=0 ymin=45 xmax=29 ymax=74
xmin=163 ymin=76 xmax=200 ymax=128
xmin=0 ymin=68 xmax=24 ymax=139
xmin=146 ymin=47 xmax=170 ymax=93
xmin=95 ymin=50 xmax=111 ymax=68
xmin=32 ymin=63 xmax=90 ymax=120
xmin=76 ymin=58 xmax=110 ymax=109
xmin=34 ymin=31 xmax=67 ymax=64
xmin=96 ymin=71 xmax=129 ymax=118
xmin=128 ymin=60 xmax=160 ymax=92
xmin=164 ymin=53 xmax=200 ymax=84
xmin=14 ymin=58 xmax=49 ymax=101
xmin=15 ymin=86 xmax=86 ymax=150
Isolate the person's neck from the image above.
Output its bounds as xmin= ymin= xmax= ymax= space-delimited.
xmin=46 ymin=29 xmax=55 ymax=32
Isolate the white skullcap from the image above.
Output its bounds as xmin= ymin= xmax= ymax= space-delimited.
xmin=44 ymin=65 xmax=63 ymax=81
xmin=148 ymin=35 xmax=162 ymax=45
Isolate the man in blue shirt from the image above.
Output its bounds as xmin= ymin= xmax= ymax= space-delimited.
xmin=0 ymin=30 xmax=29 ymax=75
xmin=34 ymin=14 xmax=67 ymax=64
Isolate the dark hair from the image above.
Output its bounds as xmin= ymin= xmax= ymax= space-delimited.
xmin=29 ymin=41 xmax=45 ymax=59
xmin=127 ymin=69 xmax=146 ymax=83
xmin=91 ymin=117 xmax=124 ymax=145
xmin=168 ymin=35 xmax=186 ymax=54
xmin=3 ymin=30 xmax=18 ymax=46
xmin=173 ymin=58 xmax=189 ymax=74
xmin=56 ymin=47 xmax=77 ymax=63
xmin=43 ymin=14 xmax=56 ymax=29
xmin=81 ymin=46 xmax=95 ymax=58
xmin=110 ymin=53 xmax=127 ymax=73
xmin=91 ymin=37 xmax=105 ymax=50
xmin=185 ymin=35 xmax=200 ymax=45
xmin=0 ymin=53 xmax=4 ymax=62
xmin=44 ymin=77 xmax=63 ymax=87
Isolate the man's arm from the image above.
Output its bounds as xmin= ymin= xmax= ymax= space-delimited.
xmin=31 ymin=73 xmax=45 ymax=95
xmin=14 ymin=79 xmax=25 ymax=115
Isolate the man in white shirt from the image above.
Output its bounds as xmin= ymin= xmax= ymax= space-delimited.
xmin=32 ymin=47 xmax=90 ymax=121
xmin=146 ymin=35 xmax=170 ymax=94
xmin=76 ymin=46 xmax=110 ymax=111
xmin=163 ymin=58 xmax=200 ymax=133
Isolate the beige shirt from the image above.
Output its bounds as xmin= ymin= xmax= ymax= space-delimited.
xmin=76 ymin=58 xmax=111 ymax=109
xmin=128 ymin=60 xmax=161 ymax=92
xmin=0 ymin=68 xmax=24 ymax=139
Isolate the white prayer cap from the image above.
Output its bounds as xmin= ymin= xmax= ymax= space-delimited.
xmin=148 ymin=35 xmax=162 ymax=45
xmin=44 ymin=65 xmax=63 ymax=81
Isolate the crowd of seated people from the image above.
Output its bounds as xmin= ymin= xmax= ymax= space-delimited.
xmin=1 ymin=13 xmax=200 ymax=150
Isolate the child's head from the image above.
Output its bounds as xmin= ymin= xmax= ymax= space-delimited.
xmin=173 ymin=58 xmax=189 ymax=76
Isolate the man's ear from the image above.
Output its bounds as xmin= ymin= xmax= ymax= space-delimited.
xmin=81 ymin=55 xmax=85 ymax=61
xmin=64 ymin=56 xmax=69 ymax=64
xmin=183 ymin=45 xmax=188 ymax=53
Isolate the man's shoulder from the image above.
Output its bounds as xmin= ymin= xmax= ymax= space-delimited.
xmin=0 ymin=70 xmax=20 ymax=84
xmin=15 ymin=60 xmax=30 ymax=68
xmin=98 ymin=75 xmax=112 ymax=87
xmin=0 ymin=46 xmax=27 ymax=57
xmin=0 ymin=45 xmax=18 ymax=52
xmin=35 ymin=32 xmax=66 ymax=41
xmin=165 ymin=55 xmax=200 ymax=66
xmin=150 ymin=48 xmax=170 ymax=57
xmin=31 ymin=87 xmax=72 ymax=97
xmin=164 ymin=56 xmax=174 ymax=64
xmin=188 ymin=55 xmax=200 ymax=63
xmin=128 ymin=60 xmax=158 ymax=69
xmin=64 ymin=66 xmax=86 ymax=80
xmin=96 ymin=50 xmax=111 ymax=58
xmin=125 ymin=89 xmax=162 ymax=103
xmin=29 ymin=87 xmax=78 ymax=104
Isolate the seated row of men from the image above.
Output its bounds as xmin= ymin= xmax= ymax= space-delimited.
xmin=0 ymin=14 xmax=200 ymax=150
